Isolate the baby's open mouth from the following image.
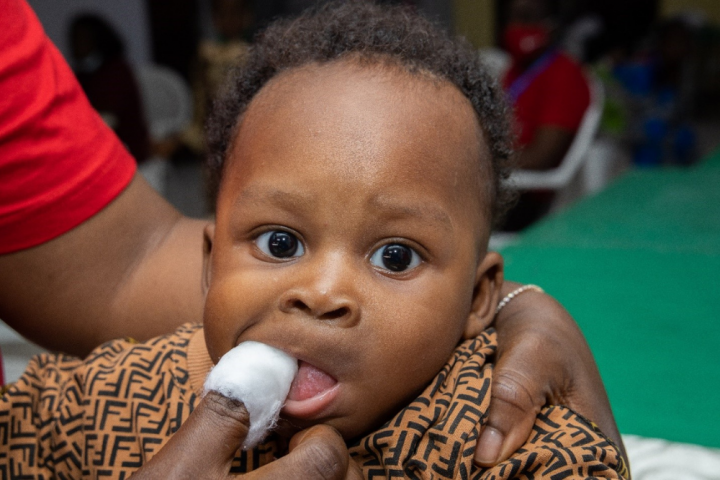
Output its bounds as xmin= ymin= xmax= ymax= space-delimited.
xmin=287 ymin=360 xmax=337 ymax=401
xmin=283 ymin=360 xmax=339 ymax=418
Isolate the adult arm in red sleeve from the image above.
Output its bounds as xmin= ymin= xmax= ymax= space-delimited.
xmin=0 ymin=0 xmax=206 ymax=355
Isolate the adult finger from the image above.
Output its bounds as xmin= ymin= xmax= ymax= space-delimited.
xmin=474 ymin=365 xmax=545 ymax=467
xmin=132 ymin=391 xmax=250 ymax=479
xmin=245 ymin=425 xmax=362 ymax=480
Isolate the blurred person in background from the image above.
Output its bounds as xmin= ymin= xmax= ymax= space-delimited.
xmin=500 ymin=0 xmax=590 ymax=231
xmin=70 ymin=14 xmax=150 ymax=163
xmin=183 ymin=0 xmax=252 ymax=156
xmin=612 ymin=16 xmax=699 ymax=166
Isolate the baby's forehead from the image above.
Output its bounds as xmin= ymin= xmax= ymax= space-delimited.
xmin=243 ymin=62 xmax=489 ymax=168
xmin=224 ymin=59 xmax=495 ymax=224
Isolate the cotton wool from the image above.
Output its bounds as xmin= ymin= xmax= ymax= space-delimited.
xmin=204 ymin=341 xmax=298 ymax=449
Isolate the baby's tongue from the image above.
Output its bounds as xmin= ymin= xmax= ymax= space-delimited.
xmin=287 ymin=361 xmax=337 ymax=401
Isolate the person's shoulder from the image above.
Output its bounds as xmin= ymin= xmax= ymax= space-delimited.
xmin=4 ymin=323 xmax=203 ymax=397
xmin=0 ymin=323 xmax=203 ymax=477
xmin=547 ymin=52 xmax=587 ymax=80
xmin=82 ymin=322 xmax=202 ymax=378
xmin=552 ymin=51 xmax=584 ymax=68
xmin=540 ymin=52 xmax=591 ymax=109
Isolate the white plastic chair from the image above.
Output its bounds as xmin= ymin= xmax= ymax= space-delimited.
xmin=478 ymin=47 xmax=511 ymax=81
xmin=506 ymin=72 xmax=605 ymax=193
xmin=136 ymin=64 xmax=193 ymax=141
xmin=135 ymin=64 xmax=193 ymax=193
xmin=490 ymin=72 xmax=604 ymax=249
xmin=478 ymin=49 xmax=606 ymax=199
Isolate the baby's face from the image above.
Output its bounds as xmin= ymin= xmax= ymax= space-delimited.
xmin=203 ymin=61 xmax=502 ymax=440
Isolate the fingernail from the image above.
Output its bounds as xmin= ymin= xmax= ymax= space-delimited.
xmin=475 ymin=427 xmax=503 ymax=465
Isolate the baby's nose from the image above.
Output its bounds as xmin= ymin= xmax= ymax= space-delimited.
xmin=278 ymin=286 xmax=359 ymax=327
xmin=281 ymin=295 xmax=351 ymax=321
xmin=277 ymin=256 xmax=360 ymax=327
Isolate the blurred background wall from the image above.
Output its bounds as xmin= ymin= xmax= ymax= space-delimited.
xmin=662 ymin=0 xmax=720 ymax=23
xmin=28 ymin=0 xmax=152 ymax=65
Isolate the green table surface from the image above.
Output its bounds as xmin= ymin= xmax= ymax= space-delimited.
xmin=499 ymin=160 xmax=720 ymax=449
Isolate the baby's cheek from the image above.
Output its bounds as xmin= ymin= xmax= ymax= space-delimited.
xmin=381 ymin=331 xmax=453 ymax=393
xmin=203 ymin=285 xmax=241 ymax=361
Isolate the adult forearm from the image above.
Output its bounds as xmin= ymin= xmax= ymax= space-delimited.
xmin=513 ymin=126 xmax=574 ymax=170
xmin=0 ymin=175 xmax=206 ymax=356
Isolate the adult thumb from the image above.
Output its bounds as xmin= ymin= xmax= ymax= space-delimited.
xmin=132 ymin=391 xmax=250 ymax=479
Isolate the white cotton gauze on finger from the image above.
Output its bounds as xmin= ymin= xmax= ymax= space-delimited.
xmin=203 ymin=341 xmax=298 ymax=449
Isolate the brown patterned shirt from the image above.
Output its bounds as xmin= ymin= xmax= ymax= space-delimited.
xmin=0 ymin=324 xmax=628 ymax=479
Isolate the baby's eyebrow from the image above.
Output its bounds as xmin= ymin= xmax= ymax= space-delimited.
xmin=235 ymin=186 xmax=314 ymax=210
xmin=368 ymin=196 xmax=454 ymax=232
xmin=234 ymin=186 xmax=454 ymax=231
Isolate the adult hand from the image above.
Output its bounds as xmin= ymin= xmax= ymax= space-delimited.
xmin=474 ymin=282 xmax=626 ymax=467
xmin=131 ymin=391 xmax=363 ymax=479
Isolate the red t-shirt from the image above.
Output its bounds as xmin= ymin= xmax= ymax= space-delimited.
xmin=503 ymin=52 xmax=590 ymax=150
xmin=0 ymin=0 xmax=136 ymax=254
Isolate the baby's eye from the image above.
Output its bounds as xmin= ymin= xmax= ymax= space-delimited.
xmin=256 ymin=231 xmax=305 ymax=259
xmin=370 ymin=244 xmax=421 ymax=273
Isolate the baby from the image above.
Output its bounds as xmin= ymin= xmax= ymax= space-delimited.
xmin=0 ymin=3 xmax=627 ymax=479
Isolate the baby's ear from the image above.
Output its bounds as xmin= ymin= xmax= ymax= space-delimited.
xmin=202 ymin=223 xmax=216 ymax=295
xmin=463 ymin=251 xmax=504 ymax=340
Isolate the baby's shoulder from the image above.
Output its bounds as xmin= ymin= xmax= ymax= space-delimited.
xmin=2 ymin=323 xmax=201 ymax=407
xmin=81 ymin=322 xmax=201 ymax=377
xmin=0 ymin=323 xmax=203 ymax=478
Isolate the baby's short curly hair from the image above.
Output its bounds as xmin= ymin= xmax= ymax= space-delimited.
xmin=206 ymin=1 xmax=515 ymax=224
